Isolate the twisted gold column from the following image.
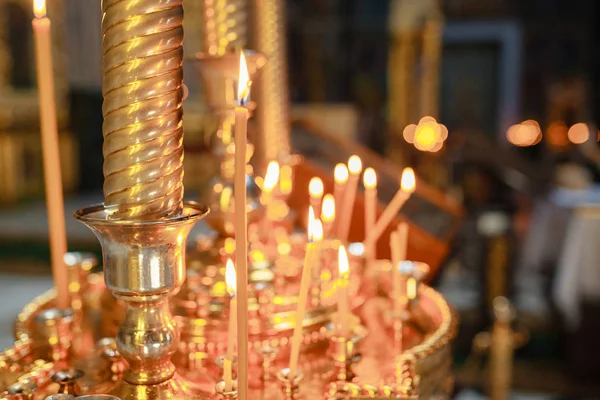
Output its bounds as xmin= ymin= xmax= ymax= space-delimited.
xmin=253 ymin=0 xmax=291 ymax=164
xmin=102 ymin=0 xmax=185 ymax=219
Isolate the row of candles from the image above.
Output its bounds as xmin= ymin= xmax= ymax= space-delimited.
xmin=29 ymin=0 xmax=419 ymax=393
xmin=230 ymin=50 xmax=418 ymax=397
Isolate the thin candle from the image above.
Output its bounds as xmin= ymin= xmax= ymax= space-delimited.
xmin=234 ymin=51 xmax=251 ymax=400
xmin=309 ymin=177 xmax=324 ymax=218
xmin=223 ymin=358 xmax=233 ymax=392
xmin=32 ymin=0 xmax=69 ymax=309
xmin=225 ymin=258 xmax=237 ymax=362
xmin=363 ymin=168 xmax=377 ymax=265
xmin=321 ymin=194 xmax=335 ymax=239
xmin=336 ymin=245 xmax=350 ymax=338
xmin=338 ymin=156 xmax=362 ymax=241
xmin=392 ymin=223 xmax=408 ymax=316
xmin=365 ymin=168 xmax=416 ymax=248
xmin=288 ymin=207 xmax=319 ymax=379
xmin=333 ymin=164 xmax=348 ymax=237
xmin=262 ymin=161 xmax=280 ymax=224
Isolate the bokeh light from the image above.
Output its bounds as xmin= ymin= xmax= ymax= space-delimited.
xmin=567 ymin=122 xmax=590 ymax=144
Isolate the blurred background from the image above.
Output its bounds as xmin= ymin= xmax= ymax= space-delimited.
xmin=1 ymin=0 xmax=600 ymax=398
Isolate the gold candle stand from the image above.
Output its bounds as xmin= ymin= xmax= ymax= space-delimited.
xmin=252 ymin=0 xmax=292 ymax=165
xmin=101 ymin=0 xmax=186 ymax=219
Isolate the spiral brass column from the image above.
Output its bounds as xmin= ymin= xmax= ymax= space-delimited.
xmin=253 ymin=0 xmax=291 ymax=164
xmin=102 ymin=0 xmax=185 ymax=219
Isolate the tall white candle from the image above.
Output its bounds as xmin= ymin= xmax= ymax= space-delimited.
xmin=321 ymin=194 xmax=335 ymax=239
xmin=234 ymin=51 xmax=251 ymax=400
xmin=32 ymin=0 xmax=69 ymax=309
xmin=225 ymin=258 xmax=237 ymax=362
xmin=363 ymin=168 xmax=377 ymax=265
xmin=339 ymin=156 xmax=362 ymax=242
xmin=333 ymin=164 xmax=348 ymax=237
xmin=365 ymin=168 xmax=415 ymax=248
xmin=336 ymin=245 xmax=350 ymax=338
xmin=392 ymin=223 xmax=408 ymax=316
xmin=288 ymin=207 xmax=320 ymax=379
xmin=309 ymin=177 xmax=324 ymax=218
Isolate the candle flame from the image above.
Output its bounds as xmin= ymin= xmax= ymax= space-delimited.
xmin=348 ymin=155 xmax=362 ymax=175
xmin=338 ymin=245 xmax=349 ymax=279
xmin=334 ymin=163 xmax=349 ymax=184
xmin=309 ymin=177 xmax=324 ymax=198
xmin=33 ymin=0 xmax=46 ymax=18
xmin=363 ymin=168 xmax=377 ymax=189
xmin=321 ymin=194 xmax=335 ymax=223
xmin=314 ymin=219 xmax=323 ymax=241
xmin=307 ymin=206 xmax=316 ymax=241
xmin=263 ymin=161 xmax=280 ymax=193
xmin=225 ymin=258 xmax=236 ymax=297
xmin=237 ymin=51 xmax=251 ymax=106
xmin=400 ymin=168 xmax=416 ymax=193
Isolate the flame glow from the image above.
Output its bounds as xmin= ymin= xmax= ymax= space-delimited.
xmin=348 ymin=155 xmax=362 ymax=175
xmin=33 ymin=0 xmax=46 ymax=17
xmin=321 ymin=194 xmax=335 ymax=222
xmin=334 ymin=163 xmax=349 ymax=184
xmin=309 ymin=177 xmax=324 ymax=198
xmin=363 ymin=168 xmax=377 ymax=190
xmin=237 ymin=52 xmax=251 ymax=105
xmin=314 ymin=219 xmax=323 ymax=241
xmin=225 ymin=258 xmax=237 ymax=297
xmin=338 ymin=245 xmax=349 ymax=278
xmin=263 ymin=161 xmax=280 ymax=193
xmin=307 ymin=206 xmax=316 ymax=241
xmin=400 ymin=168 xmax=416 ymax=193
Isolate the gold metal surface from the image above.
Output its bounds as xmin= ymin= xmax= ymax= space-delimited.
xmin=253 ymin=0 xmax=291 ymax=164
xmin=101 ymin=0 xmax=186 ymax=219
xmin=75 ymin=202 xmax=209 ymax=387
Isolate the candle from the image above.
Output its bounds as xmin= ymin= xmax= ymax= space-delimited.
xmin=321 ymin=194 xmax=335 ymax=239
xmin=336 ymin=245 xmax=350 ymax=338
xmin=234 ymin=51 xmax=251 ymax=400
xmin=365 ymin=168 xmax=416 ymax=248
xmin=279 ymin=164 xmax=293 ymax=197
xmin=392 ymin=223 xmax=408 ymax=316
xmin=363 ymin=168 xmax=377 ymax=265
xmin=32 ymin=0 xmax=69 ymax=309
xmin=288 ymin=207 xmax=319 ymax=379
xmin=333 ymin=164 xmax=348 ymax=237
xmin=338 ymin=156 xmax=362 ymax=241
xmin=225 ymin=258 xmax=237 ymax=362
xmin=262 ymin=161 xmax=280 ymax=223
xmin=308 ymin=177 xmax=324 ymax=217
xmin=223 ymin=358 xmax=233 ymax=392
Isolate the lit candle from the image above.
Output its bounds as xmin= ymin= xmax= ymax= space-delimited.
xmin=225 ymin=258 xmax=237 ymax=362
xmin=338 ymin=156 xmax=362 ymax=241
xmin=279 ymin=164 xmax=293 ymax=197
xmin=262 ymin=161 xmax=280 ymax=223
xmin=234 ymin=51 xmax=251 ymax=400
xmin=289 ymin=207 xmax=320 ymax=379
xmin=336 ymin=245 xmax=350 ymax=338
xmin=333 ymin=164 xmax=348 ymax=237
xmin=321 ymin=194 xmax=336 ymax=239
xmin=223 ymin=358 xmax=233 ymax=392
xmin=32 ymin=0 xmax=69 ymax=309
xmin=309 ymin=177 xmax=324 ymax=218
xmin=363 ymin=168 xmax=377 ymax=265
xmin=365 ymin=168 xmax=416 ymax=248
xmin=392 ymin=223 xmax=408 ymax=316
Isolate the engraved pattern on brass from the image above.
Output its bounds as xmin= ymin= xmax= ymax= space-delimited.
xmin=101 ymin=0 xmax=186 ymax=219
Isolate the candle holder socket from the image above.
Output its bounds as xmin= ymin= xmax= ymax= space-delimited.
xmin=215 ymin=380 xmax=238 ymax=400
xmin=276 ymin=368 xmax=304 ymax=398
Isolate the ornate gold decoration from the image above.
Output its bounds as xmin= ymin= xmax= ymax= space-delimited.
xmin=101 ymin=0 xmax=186 ymax=219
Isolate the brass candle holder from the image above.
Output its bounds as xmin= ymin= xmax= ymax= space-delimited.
xmin=75 ymin=202 xmax=209 ymax=398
